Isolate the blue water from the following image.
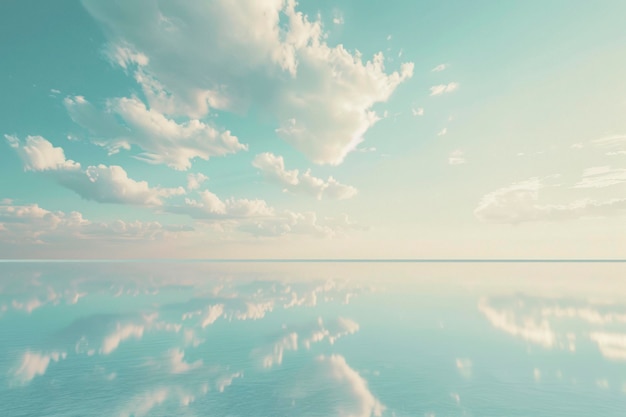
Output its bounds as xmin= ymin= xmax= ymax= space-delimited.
xmin=0 ymin=262 xmax=625 ymax=416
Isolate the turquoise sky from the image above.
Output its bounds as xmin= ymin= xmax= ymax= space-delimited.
xmin=2 ymin=0 xmax=626 ymax=258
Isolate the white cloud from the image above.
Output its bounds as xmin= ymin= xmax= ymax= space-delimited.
xmin=170 ymin=190 xmax=274 ymax=219
xmin=5 ymin=134 xmax=80 ymax=171
xmin=167 ymin=186 xmax=363 ymax=238
xmin=448 ymin=149 xmax=465 ymax=165
xmin=201 ymin=304 xmax=224 ymax=328
xmin=317 ymin=354 xmax=384 ymax=417
xmin=186 ymin=173 xmax=208 ymax=191
xmin=81 ymin=0 xmax=414 ymax=165
xmin=431 ymin=64 xmax=448 ymax=72
xmin=332 ymin=12 xmax=344 ymax=25
xmin=590 ymin=332 xmax=626 ymax=361
xmin=574 ymin=166 xmax=626 ymax=188
xmin=252 ymin=152 xmax=299 ymax=186
xmin=437 ymin=128 xmax=448 ymax=137
xmin=430 ymin=82 xmax=459 ymax=96
xmin=253 ymin=152 xmax=357 ymax=200
xmin=475 ymin=176 xmax=626 ymax=224
xmin=591 ymin=134 xmax=626 ymax=152
xmin=533 ymin=368 xmax=541 ymax=381
xmin=7 ymin=135 xmax=184 ymax=206
xmin=13 ymin=351 xmax=66 ymax=384
xmin=0 ymin=201 xmax=187 ymax=246
xmin=65 ymin=96 xmax=247 ymax=170
xmin=100 ymin=323 xmax=145 ymax=354
xmin=411 ymin=107 xmax=424 ymax=116
xmin=169 ymin=348 xmax=203 ymax=373
xmin=478 ymin=298 xmax=556 ymax=348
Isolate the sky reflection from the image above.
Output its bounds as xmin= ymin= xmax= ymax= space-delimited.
xmin=1 ymin=262 xmax=625 ymax=416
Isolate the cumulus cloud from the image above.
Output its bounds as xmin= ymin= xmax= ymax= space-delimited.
xmin=167 ymin=187 xmax=364 ymax=238
xmin=6 ymin=134 xmax=80 ymax=171
xmin=252 ymin=152 xmax=299 ymax=186
xmin=252 ymin=152 xmax=358 ymax=200
xmin=65 ymin=96 xmax=247 ymax=170
xmin=81 ymin=0 xmax=414 ymax=165
xmin=13 ymin=351 xmax=67 ymax=384
xmin=7 ymin=135 xmax=184 ymax=206
xmin=430 ymin=82 xmax=459 ymax=96
xmin=432 ymin=63 xmax=448 ymax=72
xmin=186 ymin=173 xmax=209 ymax=191
xmin=0 ymin=200 xmax=188 ymax=246
xmin=168 ymin=190 xmax=274 ymax=220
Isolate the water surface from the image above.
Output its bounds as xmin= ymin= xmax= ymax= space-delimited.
xmin=1 ymin=262 xmax=625 ymax=416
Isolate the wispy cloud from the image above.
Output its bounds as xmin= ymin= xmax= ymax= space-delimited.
xmin=430 ymin=82 xmax=459 ymax=96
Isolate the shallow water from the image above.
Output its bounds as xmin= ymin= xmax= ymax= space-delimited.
xmin=0 ymin=262 xmax=625 ymax=416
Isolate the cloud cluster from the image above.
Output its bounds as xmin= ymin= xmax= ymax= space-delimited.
xmin=7 ymin=135 xmax=184 ymax=206
xmin=0 ymin=199 xmax=189 ymax=246
xmin=65 ymin=96 xmax=247 ymax=170
xmin=167 ymin=187 xmax=363 ymax=238
xmin=81 ymin=0 xmax=414 ymax=165
xmin=252 ymin=152 xmax=358 ymax=200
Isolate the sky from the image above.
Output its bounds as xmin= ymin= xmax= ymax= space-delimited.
xmin=1 ymin=0 xmax=626 ymax=259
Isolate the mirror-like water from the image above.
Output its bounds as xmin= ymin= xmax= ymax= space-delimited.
xmin=1 ymin=262 xmax=624 ymax=416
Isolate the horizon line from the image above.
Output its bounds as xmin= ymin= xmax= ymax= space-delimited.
xmin=2 ymin=258 xmax=626 ymax=263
